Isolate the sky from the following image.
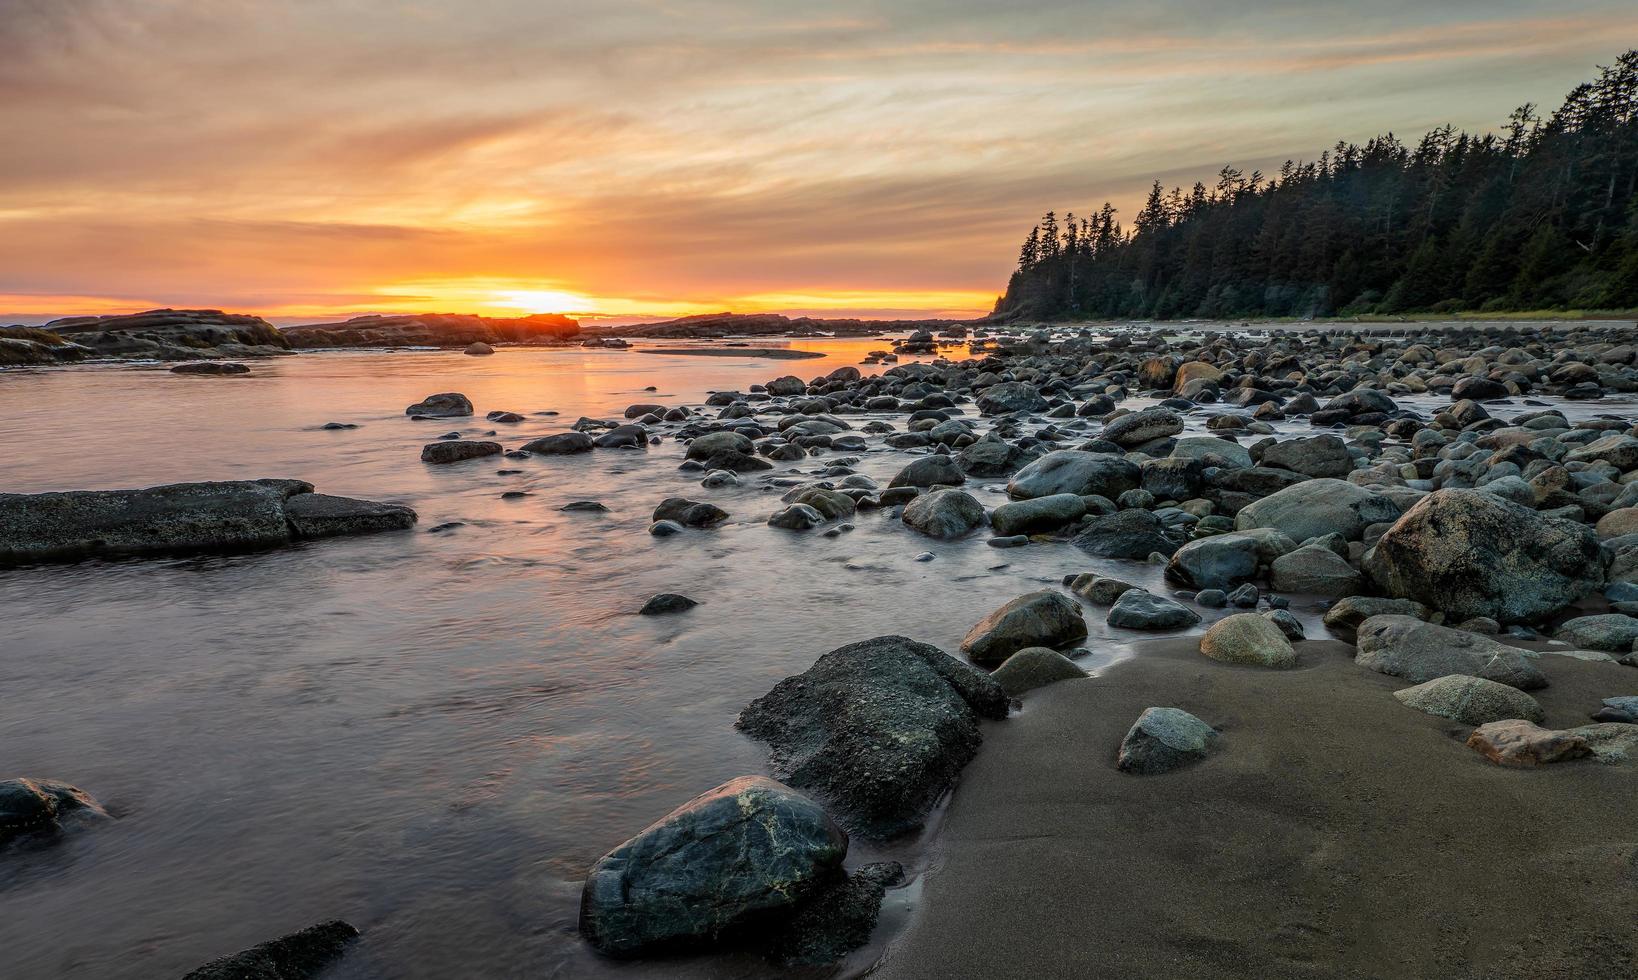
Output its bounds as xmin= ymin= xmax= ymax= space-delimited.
xmin=1 ymin=1 xmax=1633 ymax=325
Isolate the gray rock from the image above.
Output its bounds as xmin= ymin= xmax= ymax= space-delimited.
xmin=975 ymin=381 xmax=1048 ymax=416
xmin=1199 ymin=613 xmax=1297 ymax=668
xmin=1116 ymin=707 xmax=1217 ymax=774
xmin=888 ymin=454 xmax=966 ymax=489
xmin=1368 ymin=488 xmax=1605 ymax=623
xmin=405 ymin=392 xmax=473 ymax=417
xmin=171 ymin=361 xmax=250 ymax=375
xmin=1269 ymin=544 xmax=1363 ymax=596
xmin=1259 ymin=434 xmax=1353 ymax=478
xmin=1006 ymin=450 xmax=1139 ymax=501
xmin=1073 ymin=509 xmax=1179 ymax=559
xmin=421 ymin=440 xmax=502 ymax=464
xmin=1593 ymin=697 xmax=1638 ymax=723
xmin=769 ymin=504 xmax=826 ymax=530
xmin=0 ymin=777 xmax=105 ymax=842
xmin=521 ymin=432 xmax=594 ymax=454
xmin=1106 ymin=590 xmax=1201 ymax=630
xmin=990 ymin=647 xmax=1089 ymax=695
xmin=1171 ymin=436 xmax=1252 ymax=468
xmin=1265 ymin=609 xmax=1305 ymax=641
xmin=1554 ymin=614 xmax=1638 ymax=652
xmin=767 ymin=862 xmax=905 ymax=967
xmin=901 ymin=489 xmax=986 ymax=539
xmin=653 ymin=497 xmax=728 ymax=528
xmin=579 ymin=776 xmax=846 ymax=955
xmin=1354 ymin=615 xmax=1547 ymax=689
xmin=1102 ymin=407 xmax=1183 ymax=448
xmin=990 ymin=493 xmax=1085 ymax=536
xmin=1235 ymin=479 xmax=1400 ymax=541
xmin=1321 ymin=596 xmax=1433 ymax=630
xmin=1067 ymin=574 xmax=1135 ymax=605
xmin=738 ymin=636 xmax=1007 ymax=838
xmin=649 ymin=520 xmax=686 ymax=536
xmin=283 ymin=493 xmax=417 ymax=539
xmin=639 ymin=593 xmax=698 ymax=615
xmin=1165 ymin=533 xmax=1262 ymax=590
xmin=182 ymin=920 xmax=360 ymax=980
xmin=956 ymin=436 xmax=1033 ymax=476
xmin=960 ymin=590 xmax=1089 ymax=665
xmin=1392 ymin=675 xmax=1546 ymax=725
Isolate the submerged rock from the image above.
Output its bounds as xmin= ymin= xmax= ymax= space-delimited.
xmin=1116 ymin=707 xmax=1217 ymax=775
xmin=0 ymin=480 xmax=414 ymax=565
xmin=738 ymin=635 xmax=1007 ymax=839
xmin=181 ymin=920 xmax=360 ymax=980
xmin=960 ymin=590 xmax=1088 ymax=665
xmin=579 ymin=776 xmax=846 ymax=956
xmin=170 ymin=361 xmax=250 ymax=375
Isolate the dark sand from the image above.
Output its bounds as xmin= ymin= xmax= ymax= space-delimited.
xmin=877 ymin=638 xmax=1638 ymax=980
xmin=636 ymin=347 xmax=827 ymax=359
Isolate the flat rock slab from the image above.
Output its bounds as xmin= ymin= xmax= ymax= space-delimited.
xmin=0 ymin=480 xmax=416 ymax=565
xmin=182 ymin=920 xmax=359 ymax=980
xmin=1466 ymin=720 xmax=1591 ymax=767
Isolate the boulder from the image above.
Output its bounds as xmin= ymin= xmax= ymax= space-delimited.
xmin=521 ymin=432 xmax=594 ymax=454
xmin=888 ymin=454 xmax=966 ymax=489
xmin=960 ymin=591 xmax=1089 ymax=665
xmin=685 ymin=431 xmax=755 ymax=462
xmin=766 ymin=862 xmax=904 ymax=967
xmin=0 ymin=778 xmax=105 ymax=842
xmin=1392 ymin=675 xmax=1546 ymax=725
xmin=1235 ymin=479 xmax=1400 ymax=542
xmin=464 ymin=341 xmax=495 ymax=356
xmin=769 ymin=504 xmax=826 ymax=530
xmin=1006 ymin=450 xmax=1139 ymax=501
xmin=1199 ymin=614 xmax=1296 ymax=668
xmin=738 ymin=636 xmax=1007 ymax=838
xmin=1269 ymin=544 xmax=1363 ymax=596
xmin=1368 ymin=489 xmax=1605 ymax=623
xmin=1554 ymin=614 xmax=1638 ymax=652
xmin=1106 ymin=590 xmax=1201 ymax=630
xmin=975 ymin=381 xmax=1048 ymax=416
xmin=421 ymin=440 xmax=502 ymax=464
xmin=955 ymin=436 xmax=1033 ymax=476
xmin=1165 ymin=533 xmax=1262 ymax=590
xmin=1171 ymin=436 xmax=1253 ymax=469
xmin=1102 ymin=407 xmax=1183 ymax=448
xmin=1321 ymin=596 xmax=1432 ymax=630
xmin=1259 ymin=434 xmax=1353 ymax=479
xmin=653 ymin=497 xmax=729 ymax=528
xmin=990 ymin=493 xmax=1085 ymax=536
xmin=901 ymin=489 xmax=986 ymax=539
xmin=1116 ymin=707 xmax=1217 ymax=774
xmin=1354 ymin=616 xmax=1547 ymax=689
xmin=990 ymin=647 xmax=1088 ymax=696
xmin=181 ymin=921 xmax=360 ymax=980
xmin=1465 ymin=721 xmax=1591 ymax=767
xmin=579 ymin=777 xmax=847 ymax=955
xmin=170 ymin=361 xmax=250 ymax=375
xmin=1073 ymin=509 xmax=1179 ymax=560
xmin=639 ymin=593 xmax=698 ymax=615
xmin=404 ymin=392 xmax=473 ymax=417
xmin=0 ymin=480 xmax=414 ymax=565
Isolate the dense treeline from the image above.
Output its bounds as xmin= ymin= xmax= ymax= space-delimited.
xmin=995 ymin=51 xmax=1638 ymax=321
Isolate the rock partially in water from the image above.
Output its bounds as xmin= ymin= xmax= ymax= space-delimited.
xmin=1393 ymin=675 xmax=1545 ymax=725
xmin=975 ymin=381 xmax=1047 ymax=416
xmin=405 ymin=392 xmax=474 ymax=417
xmin=653 ymin=497 xmax=728 ymax=528
xmin=1235 ymin=478 xmax=1400 ymax=542
xmin=465 ymin=341 xmax=495 ymax=356
xmin=420 ymin=440 xmax=502 ymax=464
xmin=1269 ymin=543 xmax=1363 ymax=596
xmin=901 ymin=488 xmax=986 ymax=539
xmin=990 ymin=493 xmax=1085 ymax=537
xmin=1368 ymin=488 xmax=1604 ymax=624
xmin=766 ymin=862 xmax=904 ymax=967
xmin=1006 ymin=450 xmax=1139 ymax=501
xmin=0 ymin=480 xmax=414 ymax=565
xmin=1073 ymin=509 xmax=1179 ymax=560
xmin=1106 ymin=589 xmax=1200 ymax=630
xmin=1354 ymin=615 xmax=1547 ymax=690
xmin=181 ymin=920 xmax=360 ymax=980
xmin=1116 ymin=707 xmax=1217 ymax=775
xmin=990 ymin=646 xmax=1088 ymax=696
xmin=769 ymin=503 xmax=826 ymax=530
xmin=639 ymin=593 xmax=698 ymax=615
xmin=738 ymin=635 xmax=1007 ymax=839
xmin=0 ymin=778 xmax=106 ymax=843
xmin=521 ymin=432 xmax=594 ymax=454
xmin=960 ymin=590 xmax=1088 ymax=665
xmin=580 ymin=776 xmax=847 ymax=956
xmin=170 ymin=361 xmax=250 ymax=375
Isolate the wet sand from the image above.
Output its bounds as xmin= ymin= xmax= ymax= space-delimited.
xmin=877 ymin=638 xmax=1638 ymax=980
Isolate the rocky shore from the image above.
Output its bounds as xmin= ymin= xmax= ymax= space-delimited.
xmin=7 ymin=318 xmax=1638 ymax=976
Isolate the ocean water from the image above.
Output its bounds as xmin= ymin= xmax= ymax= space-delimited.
xmin=0 ymin=334 xmax=1628 ymax=978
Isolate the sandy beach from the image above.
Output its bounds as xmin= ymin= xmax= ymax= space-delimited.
xmin=879 ymin=637 xmax=1638 ymax=980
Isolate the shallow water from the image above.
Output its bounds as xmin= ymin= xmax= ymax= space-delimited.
xmin=0 ymin=334 xmax=1630 ymax=978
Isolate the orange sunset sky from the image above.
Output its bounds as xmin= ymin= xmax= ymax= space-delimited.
xmin=2 ymin=1 xmax=1634 ymax=325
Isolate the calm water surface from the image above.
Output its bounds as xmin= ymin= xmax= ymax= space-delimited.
xmin=0 ymin=336 xmax=1630 ymax=978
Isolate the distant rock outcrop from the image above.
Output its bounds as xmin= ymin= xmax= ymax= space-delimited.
xmin=595 ymin=313 xmax=962 ymax=339
xmin=281 ymin=312 xmax=579 ymax=348
xmin=33 ymin=309 xmax=291 ymax=362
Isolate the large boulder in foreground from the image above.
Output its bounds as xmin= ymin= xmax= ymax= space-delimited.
xmin=182 ymin=921 xmax=360 ymax=980
xmin=0 ymin=480 xmax=416 ymax=565
xmin=1234 ymin=478 xmax=1400 ymax=542
xmin=960 ymin=591 xmax=1088 ymax=665
xmin=579 ymin=776 xmax=846 ymax=956
xmin=1006 ymin=450 xmax=1139 ymax=501
xmin=1368 ymin=489 xmax=1605 ymax=623
xmin=1354 ymin=616 xmax=1547 ymax=690
xmin=738 ymin=636 xmax=1007 ymax=839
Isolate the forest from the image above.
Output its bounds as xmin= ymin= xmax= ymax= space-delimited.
xmin=993 ymin=51 xmax=1638 ymax=321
